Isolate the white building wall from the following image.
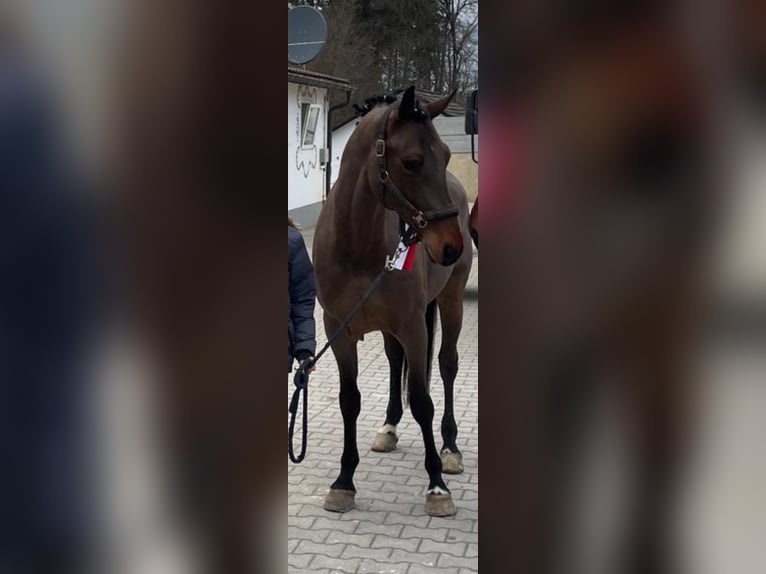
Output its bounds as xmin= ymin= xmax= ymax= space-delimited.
xmin=288 ymin=81 xmax=328 ymax=214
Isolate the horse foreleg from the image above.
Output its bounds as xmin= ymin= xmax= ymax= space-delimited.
xmin=323 ymin=315 xmax=361 ymax=514
xmin=371 ymin=333 xmax=404 ymax=453
xmin=597 ymin=283 xmax=697 ymax=574
xmin=619 ymin=325 xmax=692 ymax=574
xmin=436 ymin=292 xmax=465 ymax=474
xmin=401 ymin=320 xmax=457 ymax=517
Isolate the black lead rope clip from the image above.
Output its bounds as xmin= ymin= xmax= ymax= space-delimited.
xmin=399 ymin=219 xmax=422 ymax=247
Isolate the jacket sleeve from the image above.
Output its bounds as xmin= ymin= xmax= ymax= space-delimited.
xmin=289 ymin=233 xmax=316 ymax=357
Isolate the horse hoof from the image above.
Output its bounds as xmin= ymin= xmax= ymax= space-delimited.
xmin=371 ymin=431 xmax=398 ymax=452
xmin=440 ymin=449 xmax=464 ymax=474
xmin=324 ymin=489 xmax=356 ymax=513
xmin=425 ymin=492 xmax=456 ymax=517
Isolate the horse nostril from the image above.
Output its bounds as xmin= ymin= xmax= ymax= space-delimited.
xmin=443 ymin=244 xmax=460 ymax=266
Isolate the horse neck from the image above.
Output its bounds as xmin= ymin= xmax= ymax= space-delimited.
xmin=331 ymin=154 xmax=390 ymax=263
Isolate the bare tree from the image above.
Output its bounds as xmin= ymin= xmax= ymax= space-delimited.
xmin=437 ymin=0 xmax=478 ymax=95
xmin=289 ymin=0 xmax=478 ymax=113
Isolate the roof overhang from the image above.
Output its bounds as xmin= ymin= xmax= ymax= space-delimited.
xmin=288 ymin=66 xmax=353 ymax=92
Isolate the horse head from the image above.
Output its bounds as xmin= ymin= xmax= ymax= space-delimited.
xmin=362 ymin=85 xmax=464 ymax=266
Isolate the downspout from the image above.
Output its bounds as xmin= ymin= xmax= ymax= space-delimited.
xmin=325 ymin=89 xmax=351 ymax=199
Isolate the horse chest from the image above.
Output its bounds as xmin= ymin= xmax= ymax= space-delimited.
xmin=318 ymin=271 xmax=423 ymax=339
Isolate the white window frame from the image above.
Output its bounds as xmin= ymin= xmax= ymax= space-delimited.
xmin=301 ymin=104 xmax=321 ymax=148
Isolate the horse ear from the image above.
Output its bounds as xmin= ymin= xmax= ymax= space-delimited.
xmin=426 ymin=89 xmax=457 ymax=119
xmin=400 ymin=85 xmax=417 ymax=117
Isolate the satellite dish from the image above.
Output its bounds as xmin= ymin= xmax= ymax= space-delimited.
xmin=288 ymin=6 xmax=328 ymax=65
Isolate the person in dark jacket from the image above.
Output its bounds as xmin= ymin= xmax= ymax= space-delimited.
xmin=288 ymin=217 xmax=316 ymax=372
xmin=0 ymin=25 xmax=100 ymax=573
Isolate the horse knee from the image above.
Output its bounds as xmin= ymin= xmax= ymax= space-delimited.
xmin=339 ymin=388 xmax=361 ymax=419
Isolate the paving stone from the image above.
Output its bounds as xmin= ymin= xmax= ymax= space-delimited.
xmin=313 ymin=517 xmax=359 ymax=534
xmin=418 ymin=539 xmax=467 ymax=558
xmin=340 ymin=544 xmax=393 ymax=561
xmin=290 ymin=527 xmax=331 ymax=544
xmin=436 ymin=553 xmax=479 ymax=570
xmin=294 ymin=541 xmax=343 ymax=558
xmin=408 ymin=566 xmax=459 ymax=574
xmin=389 ymin=550 xmax=439 ymax=568
xmin=288 ymin=553 xmax=313 ymax=570
xmin=371 ymin=534 xmax=420 ymax=553
xmin=355 ymin=522 xmax=404 ymax=537
xmin=310 ymin=555 xmax=362 ymax=572
xmin=357 ymin=559 xmax=409 ymax=573
xmin=324 ymin=531 xmax=374 ymax=548
xmin=401 ymin=526 xmax=449 ymax=543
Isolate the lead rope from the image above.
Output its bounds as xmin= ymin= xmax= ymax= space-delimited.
xmin=288 ymin=237 xmax=412 ymax=463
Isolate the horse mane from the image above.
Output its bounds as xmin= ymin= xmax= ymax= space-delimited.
xmin=352 ymin=91 xmax=401 ymax=117
xmin=351 ymin=87 xmax=429 ymax=122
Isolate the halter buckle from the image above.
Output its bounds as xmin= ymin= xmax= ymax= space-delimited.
xmin=413 ymin=212 xmax=428 ymax=229
xmin=375 ymin=139 xmax=386 ymax=157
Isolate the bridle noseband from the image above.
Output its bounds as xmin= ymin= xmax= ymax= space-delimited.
xmin=374 ymin=105 xmax=459 ymax=243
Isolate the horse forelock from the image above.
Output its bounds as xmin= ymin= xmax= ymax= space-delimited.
xmin=353 ymin=97 xmax=430 ymax=144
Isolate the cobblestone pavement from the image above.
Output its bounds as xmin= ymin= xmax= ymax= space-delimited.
xmin=288 ymin=230 xmax=479 ymax=574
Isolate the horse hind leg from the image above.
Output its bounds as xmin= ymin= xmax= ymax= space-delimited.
xmin=371 ymin=333 xmax=404 ymax=453
xmin=437 ymin=286 xmax=466 ymax=474
xmin=323 ymin=316 xmax=361 ymax=514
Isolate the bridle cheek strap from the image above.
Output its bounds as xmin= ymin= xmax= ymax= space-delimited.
xmin=375 ymin=106 xmax=459 ymax=232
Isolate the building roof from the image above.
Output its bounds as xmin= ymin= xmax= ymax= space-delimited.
xmin=333 ymin=115 xmax=360 ymax=131
xmin=288 ymin=66 xmax=353 ymax=92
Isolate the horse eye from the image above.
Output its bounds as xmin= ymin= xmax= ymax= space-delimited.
xmin=402 ymin=158 xmax=423 ymax=173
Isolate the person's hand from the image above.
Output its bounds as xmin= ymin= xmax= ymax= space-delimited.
xmin=300 ymin=357 xmax=315 ymax=374
xmin=295 ymin=351 xmax=315 ymax=374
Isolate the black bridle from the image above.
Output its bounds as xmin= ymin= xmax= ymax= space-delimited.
xmin=374 ymin=105 xmax=459 ymax=244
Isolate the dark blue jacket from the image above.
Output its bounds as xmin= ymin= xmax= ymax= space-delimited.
xmin=288 ymin=225 xmax=316 ymax=371
xmin=0 ymin=46 xmax=99 ymax=570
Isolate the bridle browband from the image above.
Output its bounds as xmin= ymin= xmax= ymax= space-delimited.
xmin=374 ymin=104 xmax=459 ymax=244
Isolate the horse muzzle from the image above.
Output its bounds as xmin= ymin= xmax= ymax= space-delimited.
xmin=422 ymin=217 xmax=464 ymax=267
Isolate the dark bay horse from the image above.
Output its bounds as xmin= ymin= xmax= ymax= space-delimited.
xmin=484 ymin=3 xmax=720 ymax=573
xmin=109 ymin=2 xmax=284 ymax=572
xmin=313 ymin=86 xmax=472 ymax=517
